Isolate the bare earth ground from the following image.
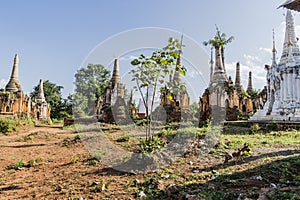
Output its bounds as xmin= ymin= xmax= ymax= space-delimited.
xmin=0 ymin=125 xmax=299 ymax=199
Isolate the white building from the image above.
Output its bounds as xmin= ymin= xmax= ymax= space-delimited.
xmin=252 ymin=10 xmax=300 ymax=121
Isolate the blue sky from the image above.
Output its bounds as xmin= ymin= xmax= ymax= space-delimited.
xmin=0 ymin=0 xmax=295 ymax=100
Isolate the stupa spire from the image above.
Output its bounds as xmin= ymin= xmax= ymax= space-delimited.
xmin=279 ymin=9 xmax=300 ymax=66
xmin=5 ymin=54 xmax=21 ymax=92
xmin=36 ymin=79 xmax=46 ymax=103
xmin=209 ymin=47 xmax=214 ymax=85
xmin=211 ymin=46 xmax=227 ymax=85
xmin=111 ymin=58 xmax=121 ymax=89
xmin=247 ymin=71 xmax=253 ymax=93
xmin=173 ymin=34 xmax=183 ymax=84
xmin=235 ymin=62 xmax=242 ymax=92
xmin=272 ymin=29 xmax=277 ymax=66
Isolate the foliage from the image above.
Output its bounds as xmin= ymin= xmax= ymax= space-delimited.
xmin=71 ymin=156 xmax=80 ymax=164
xmin=203 ymin=25 xmax=234 ymax=68
xmin=139 ymin=136 xmax=165 ymax=153
xmin=248 ymin=89 xmax=261 ymax=99
xmin=30 ymin=80 xmax=71 ymax=119
xmin=267 ymin=189 xmax=300 ymax=200
xmin=74 ymin=64 xmax=111 ymax=115
xmin=203 ymin=25 xmax=234 ymax=49
xmin=158 ymin=128 xmax=175 ymax=137
xmin=116 ymin=134 xmax=131 ymax=142
xmin=250 ymin=123 xmax=261 ymax=134
xmin=8 ymin=160 xmax=26 ymax=170
xmin=130 ymin=37 xmax=186 ymax=140
xmin=189 ymin=102 xmax=199 ymax=116
xmin=0 ymin=118 xmax=18 ymax=135
xmin=70 ymin=93 xmax=88 ymax=117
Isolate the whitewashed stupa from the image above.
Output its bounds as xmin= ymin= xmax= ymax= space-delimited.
xmin=251 ymin=9 xmax=300 ymax=121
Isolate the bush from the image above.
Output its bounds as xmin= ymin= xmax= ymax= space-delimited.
xmin=250 ymin=124 xmax=260 ymax=134
xmin=0 ymin=118 xmax=18 ymax=135
xmin=158 ymin=128 xmax=175 ymax=138
xmin=8 ymin=160 xmax=26 ymax=170
xmin=139 ymin=136 xmax=165 ymax=153
xmin=116 ymin=134 xmax=131 ymax=142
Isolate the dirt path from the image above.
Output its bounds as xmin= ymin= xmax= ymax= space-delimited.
xmin=0 ymin=125 xmax=91 ymax=199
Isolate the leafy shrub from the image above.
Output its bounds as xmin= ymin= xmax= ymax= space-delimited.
xmin=139 ymin=136 xmax=165 ymax=153
xmin=0 ymin=118 xmax=18 ymax=135
xmin=116 ymin=134 xmax=131 ymax=142
xmin=250 ymin=124 xmax=260 ymax=134
xmin=158 ymin=128 xmax=175 ymax=139
xmin=71 ymin=156 xmax=80 ymax=164
xmin=8 ymin=160 xmax=26 ymax=170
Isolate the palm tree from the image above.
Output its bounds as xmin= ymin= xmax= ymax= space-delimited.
xmin=203 ymin=26 xmax=234 ymax=68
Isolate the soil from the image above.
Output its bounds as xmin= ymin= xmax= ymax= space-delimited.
xmin=0 ymin=125 xmax=299 ymax=199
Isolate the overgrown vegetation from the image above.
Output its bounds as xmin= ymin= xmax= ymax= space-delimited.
xmin=0 ymin=117 xmax=34 ymax=135
xmin=139 ymin=136 xmax=165 ymax=153
xmin=0 ymin=118 xmax=19 ymax=134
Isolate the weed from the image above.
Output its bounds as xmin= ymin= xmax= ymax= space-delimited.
xmin=250 ymin=124 xmax=260 ymax=134
xmin=266 ymin=189 xmax=300 ymax=200
xmin=28 ymin=157 xmax=43 ymax=167
xmin=158 ymin=128 xmax=175 ymax=137
xmin=71 ymin=156 xmax=80 ymax=164
xmin=61 ymin=135 xmax=81 ymax=147
xmin=139 ymin=136 xmax=165 ymax=153
xmin=86 ymin=157 xmax=99 ymax=166
xmin=116 ymin=134 xmax=131 ymax=142
xmin=8 ymin=160 xmax=26 ymax=170
xmin=0 ymin=118 xmax=18 ymax=135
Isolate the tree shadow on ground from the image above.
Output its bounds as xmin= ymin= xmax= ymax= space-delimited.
xmin=84 ymin=167 xmax=129 ymax=176
xmin=0 ymin=185 xmax=22 ymax=192
xmin=0 ymin=143 xmax=46 ymax=148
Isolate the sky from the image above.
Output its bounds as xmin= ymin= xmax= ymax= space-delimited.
xmin=0 ymin=0 xmax=297 ymax=101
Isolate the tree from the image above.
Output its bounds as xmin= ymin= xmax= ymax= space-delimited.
xmin=189 ymin=102 xmax=199 ymax=116
xmin=130 ymin=37 xmax=186 ymax=140
xmin=74 ymin=64 xmax=111 ymax=115
xmin=203 ymin=25 xmax=234 ymax=66
xmin=30 ymin=80 xmax=65 ymax=119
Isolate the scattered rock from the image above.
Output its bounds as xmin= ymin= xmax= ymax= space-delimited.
xmin=137 ymin=191 xmax=146 ymax=197
xmin=185 ymin=193 xmax=196 ymax=199
xmin=90 ymin=181 xmax=100 ymax=186
xmin=162 ymin=174 xmax=170 ymax=179
xmin=55 ymin=185 xmax=63 ymax=192
xmin=101 ymin=183 xmax=106 ymax=191
xmin=133 ymin=179 xmax=140 ymax=186
xmin=252 ymin=175 xmax=263 ymax=181
xmin=189 ymin=161 xmax=194 ymax=165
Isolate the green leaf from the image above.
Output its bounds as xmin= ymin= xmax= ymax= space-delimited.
xmin=131 ymin=59 xmax=140 ymax=66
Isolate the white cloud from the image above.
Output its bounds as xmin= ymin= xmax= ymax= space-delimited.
xmin=119 ymin=55 xmax=138 ymax=61
xmin=259 ymin=47 xmax=272 ymax=53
